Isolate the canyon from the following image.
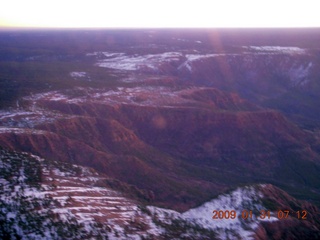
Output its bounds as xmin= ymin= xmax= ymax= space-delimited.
xmin=0 ymin=29 xmax=320 ymax=239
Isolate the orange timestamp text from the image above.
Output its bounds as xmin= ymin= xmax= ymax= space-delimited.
xmin=212 ymin=210 xmax=307 ymax=220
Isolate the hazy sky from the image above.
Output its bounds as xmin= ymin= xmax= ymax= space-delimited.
xmin=0 ymin=0 xmax=319 ymax=28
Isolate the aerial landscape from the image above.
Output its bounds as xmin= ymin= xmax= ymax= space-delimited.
xmin=0 ymin=1 xmax=320 ymax=239
xmin=0 ymin=27 xmax=319 ymax=239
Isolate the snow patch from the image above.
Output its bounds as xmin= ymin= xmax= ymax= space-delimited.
xmin=245 ymin=46 xmax=306 ymax=54
xmin=0 ymin=127 xmax=46 ymax=134
xmin=180 ymin=185 xmax=277 ymax=240
xmin=96 ymin=52 xmax=183 ymax=71
xmin=70 ymin=72 xmax=87 ymax=78
xmin=178 ymin=53 xmax=229 ymax=71
xmin=0 ymin=109 xmax=67 ymax=129
xmin=0 ymin=151 xmax=282 ymax=239
xmin=289 ymin=62 xmax=313 ymax=86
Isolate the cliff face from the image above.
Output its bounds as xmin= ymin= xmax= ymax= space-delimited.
xmin=1 ymin=85 xmax=320 ymax=211
xmin=174 ymin=48 xmax=320 ymax=129
xmin=254 ymin=185 xmax=320 ymax=240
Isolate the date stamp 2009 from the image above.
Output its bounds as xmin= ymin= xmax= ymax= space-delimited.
xmin=212 ymin=210 xmax=307 ymax=220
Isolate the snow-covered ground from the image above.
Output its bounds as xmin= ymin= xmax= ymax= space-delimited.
xmin=20 ymin=86 xmax=243 ymax=111
xmin=180 ymin=185 xmax=278 ymax=239
xmin=92 ymin=47 xmax=309 ymax=77
xmin=244 ymin=46 xmax=306 ymax=54
xmin=0 ymin=149 xmax=280 ymax=239
xmin=0 ymin=85 xmax=238 ymax=137
xmin=70 ymin=71 xmax=91 ymax=81
xmin=0 ymin=127 xmax=46 ymax=134
xmin=0 ymin=150 xmax=164 ymax=239
xmin=0 ymin=109 xmax=66 ymax=129
xmin=94 ymin=50 xmax=237 ymax=74
xmin=178 ymin=53 xmax=232 ymax=71
xmin=0 ymin=106 xmax=74 ymax=136
xmin=148 ymin=185 xmax=279 ymax=240
xmin=21 ymin=86 xmax=202 ymax=107
xmin=97 ymin=51 xmax=183 ymax=71
xmin=289 ymin=62 xmax=313 ymax=86
xmin=70 ymin=72 xmax=87 ymax=78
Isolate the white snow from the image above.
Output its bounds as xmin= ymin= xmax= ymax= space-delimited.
xmin=23 ymin=86 xmax=200 ymax=108
xmin=0 ymin=108 xmax=69 ymax=130
xmin=245 ymin=46 xmax=306 ymax=54
xmin=147 ymin=206 xmax=180 ymax=224
xmin=0 ymin=110 xmax=34 ymax=121
xmin=70 ymin=72 xmax=90 ymax=81
xmin=0 ymin=119 xmax=282 ymax=240
xmin=70 ymin=72 xmax=87 ymax=78
xmin=0 ymin=127 xmax=46 ymax=134
xmin=23 ymin=91 xmax=69 ymax=103
xmin=91 ymin=50 xmax=245 ymax=74
xmin=179 ymin=185 xmax=278 ymax=240
xmin=289 ymin=62 xmax=313 ymax=86
xmin=259 ymin=216 xmax=278 ymax=222
xmin=178 ymin=53 xmax=229 ymax=71
xmin=102 ymin=52 xmax=125 ymax=58
xmin=185 ymin=54 xmax=223 ymax=61
xmin=96 ymin=52 xmax=183 ymax=71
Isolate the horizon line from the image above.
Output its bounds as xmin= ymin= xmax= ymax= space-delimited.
xmin=1 ymin=26 xmax=320 ymax=31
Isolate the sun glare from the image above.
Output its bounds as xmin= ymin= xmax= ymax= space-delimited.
xmin=0 ymin=0 xmax=319 ymax=28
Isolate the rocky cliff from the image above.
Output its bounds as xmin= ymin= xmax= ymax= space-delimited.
xmin=1 ymin=85 xmax=320 ymax=211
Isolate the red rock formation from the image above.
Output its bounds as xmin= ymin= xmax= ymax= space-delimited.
xmin=254 ymin=185 xmax=320 ymax=240
xmin=1 ymin=86 xmax=320 ymax=210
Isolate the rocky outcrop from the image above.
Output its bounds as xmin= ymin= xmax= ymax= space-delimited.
xmin=1 ymin=86 xmax=320 ymax=211
xmin=253 ymin=185 xmax=320 ymax=240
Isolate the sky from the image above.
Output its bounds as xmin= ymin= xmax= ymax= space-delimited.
xmin=0 ymin=0 xmax=319 ymax=29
